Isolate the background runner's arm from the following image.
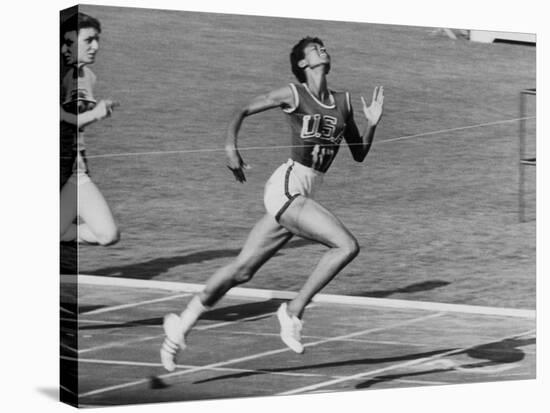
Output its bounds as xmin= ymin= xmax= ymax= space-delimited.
xmin=60 ymin=99 xmax=118 ymax=128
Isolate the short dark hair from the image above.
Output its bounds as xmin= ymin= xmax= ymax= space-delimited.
xmin=61 ymin=12 xmax=101 ymax=37
xmin=290 ymin=36 xmax=328 ymax=83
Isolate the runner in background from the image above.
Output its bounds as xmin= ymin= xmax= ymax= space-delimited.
xmin=60 ymin=12 xmax=120 ymax=246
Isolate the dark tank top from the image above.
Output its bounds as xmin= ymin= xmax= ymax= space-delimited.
xmin=283 ymin=83 xmax=351 ymax=173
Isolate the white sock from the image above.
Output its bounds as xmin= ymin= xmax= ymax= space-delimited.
xmin=178 ymin=295 xmax=209 ymax=335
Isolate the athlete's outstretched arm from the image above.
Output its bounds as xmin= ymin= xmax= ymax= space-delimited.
xmin=345 ymin=86 xmax=384 ymax=162
xmin=60 ymin=99 xmax=119 ymax=129
xmin=225 ymin=86 xmax=295 ymax=183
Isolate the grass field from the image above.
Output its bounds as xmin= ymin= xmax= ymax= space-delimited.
xmin=74 ymin=5 xmax=536 ymax=309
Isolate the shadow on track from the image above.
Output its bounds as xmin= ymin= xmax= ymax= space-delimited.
xmin=192 ymin=348 xmax=455 ymax=385
xmin=355 ymin=336 xmax=535 ymax=388
xmin=87 ymin=239 xmax=316 ymax=279
xmin=79 ymin=299 xmax=284 ymax=330
xmin=191 ymin=336 xmax=534 ymax=386
xmin=358 ymin=280 xmax=451 ymax=298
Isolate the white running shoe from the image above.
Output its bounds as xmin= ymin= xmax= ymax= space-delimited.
xmin=277 ymin=303 xmax=304 ymax=354
xmin=160 ymin=313 xmax=186 ymax=372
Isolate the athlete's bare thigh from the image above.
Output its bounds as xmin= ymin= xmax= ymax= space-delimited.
xmin=279 ymin=195 xmax=356 ymax=249
xmin=236 ymin=213 xmax=294 ymax=273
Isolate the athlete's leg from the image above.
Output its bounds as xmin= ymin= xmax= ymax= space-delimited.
xmin=78 ymin=180 xmax=120 ymax=246
xmin=60 ymin=180 xmax=78 ymax=241
xmin=60 ymin=181 xmax=106 ymax=244
xmin=279 ymin=197 xmax=359 ymax=319
xmin=161 ymin=213 xmax=293 ymax=371
xmin=199 ymin=213 xmax=293 ymax=306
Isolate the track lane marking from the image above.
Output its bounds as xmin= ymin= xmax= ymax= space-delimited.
xmin=61 ymin=356 xmax=345 ymax=379
xmin=79 ymin=312 xmax=443 ymax=398
xmin=83 ymin=293 xmax=190 ymax=315
xmin=78 ymin=309 xmax=285 ymax=354
xmin=67 ymin=275 xmax=536 ymax=319
xmin=72 ymin=319 xmax=433 ymax=347
xmin=278 ymin=328 xmax=535 ymax=395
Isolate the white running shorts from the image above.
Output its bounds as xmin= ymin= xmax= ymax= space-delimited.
xmin=264 ymin=159 xmax=324 ymax=221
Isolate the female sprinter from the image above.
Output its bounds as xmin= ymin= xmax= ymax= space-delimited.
xmin=161 ymin=36 xmax=384 ymax=371
xmin=60 ymin=12 xmax=120 ymax=246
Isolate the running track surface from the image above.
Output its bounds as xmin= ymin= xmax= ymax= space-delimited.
xmin=60 ymin=275 xmax=536 ymax=407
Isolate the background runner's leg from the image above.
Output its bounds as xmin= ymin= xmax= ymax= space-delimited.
xmin=78 ymin=180 xmax=120 ymax=246
xmin=60 ymin=180 xmax=78 ymax=240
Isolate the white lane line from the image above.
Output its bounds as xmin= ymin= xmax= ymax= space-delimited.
xmin=453 ymin=363 xmax=522 ymax=374
xmin=413 ymin=359 xmax=523 ymax=375
xmin=76 ymin=327 xmax=432 ymax=348
xmin=503 ymin=370 xmax=537 ymax=377
xmin=62 ymin=356 xmax=344 ymax=379
xmin=75 ymin=319 xmax=429 ymax=347
xmin=278 ymin=328 xmax=535 ymax=395
xmin=84 ymin=117 xmax=535 ymax=159
xmin=62 ymin=318 xmax=123 ymax=325
xmin=60 ymin=385 xmax=76 ymax=395
xmin=300 ymin=312 xmax=444 ymax=350
xmin=60 ymin=305 xmax=75 ymax=315
xmin=227 ymin=330 xmax=431 ymax=347
xmin=60 ymin=342 xmax=78 ymax=353
xmin=68 ymin=274 xmax=536 ymax=319
xmin=80 ymin=333 xmax=166 ymax=355
xmin=79 ymin=312 xmax=443 ymax=398
xmin=394 ymin=379 xmax=451 ymax=386
xmin=78 ymin=310 xmax=278 ymax=354
xmin=83 ymin=293 xmax=190 ymax=315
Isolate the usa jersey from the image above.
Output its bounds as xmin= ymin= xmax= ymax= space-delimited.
xmin=283 ymin=83 xmax=351 ymax=173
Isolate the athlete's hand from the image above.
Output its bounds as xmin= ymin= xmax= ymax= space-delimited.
xmin=361 ymin=86 xmax=384 ymax=126
xmin=103 ymin=99 xmax=120 ymax=117
xmin=226 ymin=146 xmax=249 ymax=183
xmin=95 ymin=99 xmax=120 ymax=120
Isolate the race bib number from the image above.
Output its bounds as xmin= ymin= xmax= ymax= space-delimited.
xmin=311 ymin=144 xmax=335 ymax=171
